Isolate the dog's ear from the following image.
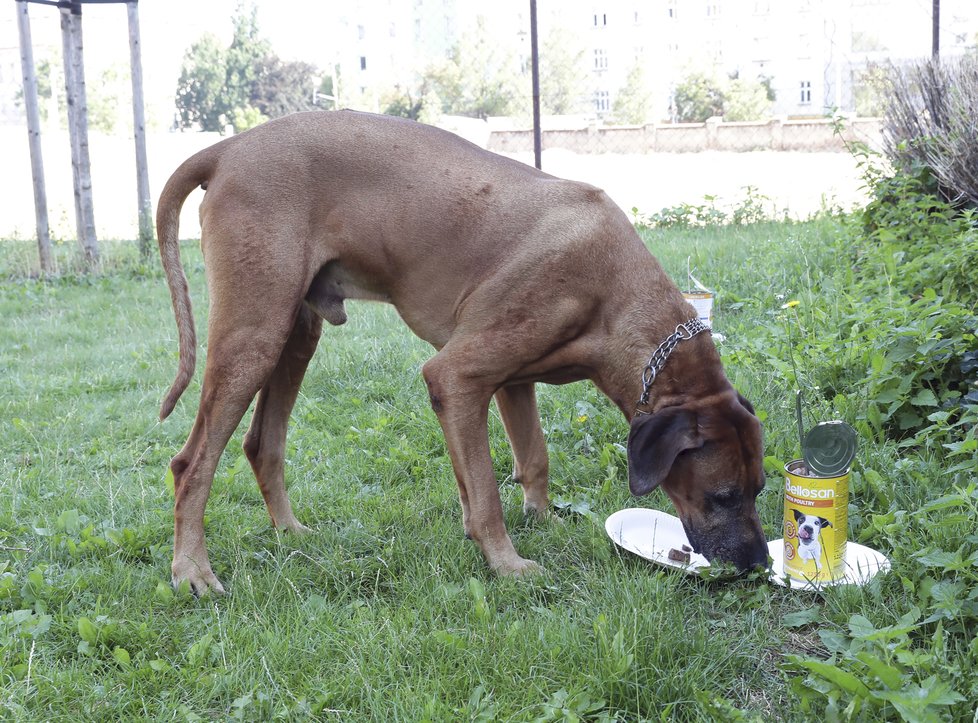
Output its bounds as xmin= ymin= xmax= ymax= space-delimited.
xmin=793 ymin=509 xmax=804 ymax=522
xmin=736 ymin=391 xmax=756 ymax=417
xmin=627 ymin=408 xmax=702 ymax=496
xmin=818 ymin=517 xmax=832 ymax=528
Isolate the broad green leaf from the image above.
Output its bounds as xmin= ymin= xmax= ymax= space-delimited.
xmin=790 ymin=657 xmax=872 ymax=697
xmin=854 ymin=651 xmax=904 ymax=689
xmin=112 ymin=646 xmax=132 ymax=668
xmin=783 ymin=607 xmax=820 ymax=628
xmin=875 ymin=678 xmax=965 ymax=720
xmin=920 ymin=494 xmax=967 ymax=513
xmin=818 ymin=629 xmax=851 ymax=654
xmin=77 ymin=616 xmax=98 ymax=644
xmin=910 ymin=389 xmax=938 ymax=407
xmin=915 ymin=549 xmax=960 ymax=568
xmin=848 ymin=614 xmax=876 ymax=638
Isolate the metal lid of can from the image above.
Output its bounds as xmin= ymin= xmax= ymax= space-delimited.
xmin=803 ymin=421 xmax=858 ymax=477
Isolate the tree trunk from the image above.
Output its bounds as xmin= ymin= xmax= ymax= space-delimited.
xmin=128 ymin=1 xmax=154 ymax=256
xmin=16 ymin=0 xmax=53 ymax=275
xmin=60 ymin=2 xmax=98 ymax=267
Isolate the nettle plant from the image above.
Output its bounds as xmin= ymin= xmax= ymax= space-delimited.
xmin=631 ymin=185 xmax=783 ymax=228
xmin=845 ymin=161 xmax=978 ymax=440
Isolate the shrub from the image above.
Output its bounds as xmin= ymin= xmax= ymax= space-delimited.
xmin=881 ymin=56 xmax=978 ymax=208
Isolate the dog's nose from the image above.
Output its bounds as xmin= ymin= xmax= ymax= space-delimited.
xmin=742 ymin=541 xmax=769 ymax=572
xmin=716 ymin=538 xmax=768 ymax=573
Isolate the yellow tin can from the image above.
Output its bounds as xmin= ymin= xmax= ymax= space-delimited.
xmin=682 ymin=291 xmax=714 ymax=328
xmin=783 ymin=460 xmax=849 ymax=583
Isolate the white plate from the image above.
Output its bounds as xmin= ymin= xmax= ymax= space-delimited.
xmin=605 ymin=508 xmax=891 ymax=590
xmin=605 ymin=508 xmax=711 ymax=572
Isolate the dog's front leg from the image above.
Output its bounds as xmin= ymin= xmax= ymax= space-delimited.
xmin=495 ymin=384 xmax=550 ymax=517
xmin=423 ymin=359 xmax=542 ymax=576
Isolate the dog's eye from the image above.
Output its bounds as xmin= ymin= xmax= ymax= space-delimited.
xmin=709 ymin=489 xmax=741 ymax=508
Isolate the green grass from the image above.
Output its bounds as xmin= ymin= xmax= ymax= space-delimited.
xmin=0 ymin=217 xmax=970 ymax=721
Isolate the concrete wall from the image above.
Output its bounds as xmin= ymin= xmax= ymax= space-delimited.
xmin=488 ymin=117 xmax=883 ymax=155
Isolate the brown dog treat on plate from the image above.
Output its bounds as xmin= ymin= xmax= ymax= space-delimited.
xmin=668 ymin=547 xmax=691 ymax=563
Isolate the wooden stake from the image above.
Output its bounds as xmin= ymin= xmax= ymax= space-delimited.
xmin=60 ymin=1 xmax=98 ymax=266
xmin=127 ymin=1 xmax=153 ymax=255
xmin=15 ymin=0 xmax=53 ymax=275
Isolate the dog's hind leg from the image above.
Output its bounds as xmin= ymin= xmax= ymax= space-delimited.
xmin=170 ymin=338 xmax=287 ymax=594
xmin=169 ymin=270 xmax=304 ymax=594
xmin=495 ymin=384 xmax=550 ymax=518
xmin=242 ymin=305 xmax=323 ymax=532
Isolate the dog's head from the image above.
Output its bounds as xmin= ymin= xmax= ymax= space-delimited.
xmin=793 ymin=510 xmax=830 ymax=545
xmin=627 ymin=390 xmax=768 ymax=572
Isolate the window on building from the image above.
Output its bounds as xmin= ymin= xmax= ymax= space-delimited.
xmin=358 ymin=25 xmax=365 ymax=40
xmin=667 ymin=1 xmax=678 ymax=19
xmin=594 ymin=48 xmax=609 ymax=70
xmin=800 ymin=80 xmax=812 ymax=104
xmin=594 ymin=90 xmax=610 ymax=113
xmin=594 ymin=13 xmax=607 ymax=26
xmin=360 ymin=56 xmax=367 ymax=71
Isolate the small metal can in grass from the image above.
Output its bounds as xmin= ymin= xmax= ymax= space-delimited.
xmin=681 ymin=291 xmax=714 ymax=328
xmin=782 ymin=460 xmax=849 ymax=584
xmin=682 ymin=263 xmax=714 ymax=328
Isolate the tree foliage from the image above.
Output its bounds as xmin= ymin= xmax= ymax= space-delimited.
xmin=391 ymin=18 xmax=585 ymax=122
xmin=175 ymin=32 xmax=230 ymax=132
xmin=722 ymin=77 xmax=771 ymax=121
xmin=673 ymin=72 xmax=725 ymax=122
xmin=539 ymin=26 xmax=587 ymax=116
xmin=611 ymin=61 xmax=653 ymax=125
xmin=673 ymin=71 xmax=772 ymax=122
xmin=175 ymin=4 xmax=322 ymax=133
xmin=17 ymin=57 xmax=130 ymax=134
xmin=423 ymin=17 xmax=522 ymax=119
xmin=253 ymin=57 xmax=322 ymax=119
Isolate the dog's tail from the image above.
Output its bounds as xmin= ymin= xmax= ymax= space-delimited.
xmin=156 ymin=145 xmax=220 ymax=421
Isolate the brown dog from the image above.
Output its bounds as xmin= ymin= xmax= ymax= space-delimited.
xmin=156 ymin=110 xmax=767 ymax=594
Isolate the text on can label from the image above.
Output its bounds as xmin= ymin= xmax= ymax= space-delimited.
xmin=785 ymin=480 xmax=836 ymax=499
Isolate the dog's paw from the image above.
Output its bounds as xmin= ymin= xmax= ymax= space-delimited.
xmin=172 ymin=562 xmax=226 ymax=597
xmin=522 ymin=500 xmax=550 ymax=518
xmin=495 ymin=556 xmax=545 ymax=578
xmin=523 ymin=505 xmax=564 ymax=527
xmin=276 ymin=520 xmax=313 ymax=535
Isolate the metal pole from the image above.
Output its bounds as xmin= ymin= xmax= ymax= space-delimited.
xmin=529 ymin=0 xmax=542 ymax=170
xmin=60 ymin=0 xmax=99 ymax=266
xmin=15 ymin=0 xmax=53 ymax=274
xmin=932 ymin=0 xmax=940 ymax=58
xmin=127 ymin=0 xmax=153 ymax=254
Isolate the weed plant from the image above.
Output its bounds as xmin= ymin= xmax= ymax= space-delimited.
xmin=1 ymin=176 xmax=975 ymax=719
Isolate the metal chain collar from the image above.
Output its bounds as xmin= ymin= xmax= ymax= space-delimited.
xmin=637 ymin=317 xmax=710 ymax=409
